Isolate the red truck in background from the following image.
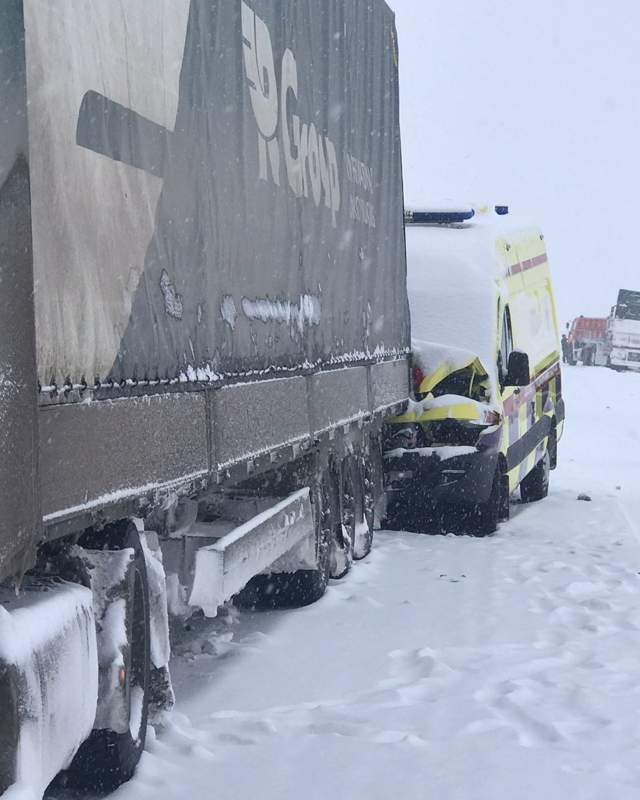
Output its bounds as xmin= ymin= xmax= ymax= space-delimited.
xmin=566 ymin=316 xmax=608 ymax=366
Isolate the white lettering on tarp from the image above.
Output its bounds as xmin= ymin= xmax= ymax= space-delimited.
xmin=241 ymin=1 xmax=341 ymax=226
xmin=281 ymin=47 xmax=301 ymax=196
xmin=241 ymin=294 xmax=321 ymax=336
xmin=344 ymin=154 xmax=373 ymax=194
xmin=349 ymin=194 xmax=376 ymax=229
xmin=241 ymin=1 xmax=280 ymax=185
xmin=344 ymin=152 xmax=376 ymax=229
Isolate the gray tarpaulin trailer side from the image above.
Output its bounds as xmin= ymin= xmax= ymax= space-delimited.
xmin=0 ymin=0 xmax=40 ymax=584
xmin=0 ymin=0 xmax=409 ymax=794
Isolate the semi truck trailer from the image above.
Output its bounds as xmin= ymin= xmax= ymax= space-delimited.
xmin=0 ymin=1 xmax=409 ymax=795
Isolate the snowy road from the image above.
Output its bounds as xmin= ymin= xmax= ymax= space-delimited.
xmin=74 ymin=367 xmax=640 ymax=800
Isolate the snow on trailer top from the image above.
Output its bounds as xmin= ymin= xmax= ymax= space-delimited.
xmin=403 ymin=203 xmax=544 ymax=398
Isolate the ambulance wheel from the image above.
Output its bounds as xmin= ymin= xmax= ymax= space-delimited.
xmin=468 ymin=464 xmax=506 ymax=537
xmin=66 ymin=523 xmax=151 ymax=792
xmin=381 ymin=496 xmax=409 ymax=531
xmin=548 ymin=425 xmax=558 ymax=470
xmin=520 ymin=450 xmax=551 ymax=503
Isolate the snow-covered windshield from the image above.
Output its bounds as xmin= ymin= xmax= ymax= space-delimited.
xmin=405 ymin=223 xmax=498 ymax=381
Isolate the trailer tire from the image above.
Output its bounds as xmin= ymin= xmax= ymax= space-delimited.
xmin=329 ymin=463 xmax=353 ymax=579
xmin=66 ymin=523 xmax=151 ymax=793
xmin=234 ymin=483 xmax=332 ymax=610
xmin=352 ymin=458 xmax=374 ymax=559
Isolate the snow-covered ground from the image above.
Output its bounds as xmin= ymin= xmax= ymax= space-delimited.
xmin=64 ymin=366 xmax=640 ymax=800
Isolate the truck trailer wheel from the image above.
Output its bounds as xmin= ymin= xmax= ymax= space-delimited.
xmin=352 ymin=458 xmax=375 ymax=559
xmin=330 ymin=463 xmax=353 ymax=579
xmin=234 ymin=483 xmax=332 ymax=610
xmin=66 ymin=524 xmax=151 ymax=793
xmin=341 ymin=460 xmax=358 ymax=562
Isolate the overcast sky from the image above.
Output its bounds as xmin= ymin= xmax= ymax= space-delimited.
xmin=390 ymin=0 xmax=640 ymax=326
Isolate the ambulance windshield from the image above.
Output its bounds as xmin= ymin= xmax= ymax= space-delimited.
xmin=404 ymin=224 xmax=498 ymax=381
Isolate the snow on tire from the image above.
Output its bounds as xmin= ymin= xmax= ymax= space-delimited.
xmin=64 ymin=522 xmax=151 ymax=793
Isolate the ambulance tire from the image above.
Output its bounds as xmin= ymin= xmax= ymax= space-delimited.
xmin=548 ymin=425 xmax=558 ymax=470
xmin=65 ymin=523 xmax=151 ymax=793
xmin=381 ymin=501 xmax=407 ymax=532
xmin=467 ymin=464 xmax=505 ymax=537
xmin=520 ymin=450 xmax=551 ymax=503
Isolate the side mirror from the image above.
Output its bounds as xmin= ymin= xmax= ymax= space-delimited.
xmin=506 ymin=351 xmax=530 ymax=387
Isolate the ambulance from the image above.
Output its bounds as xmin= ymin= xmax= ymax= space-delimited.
xmin=385 ymin=205 xmax=564 ymax=534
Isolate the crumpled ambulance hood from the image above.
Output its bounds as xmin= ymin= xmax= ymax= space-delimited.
xmin=393 ymin=340 xmax=498 ymax=425
xmin=417 ymin=354 xmax=488 ymax=395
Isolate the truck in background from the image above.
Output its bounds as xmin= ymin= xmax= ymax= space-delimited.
xmin=0 ymin=1 xmax=409 ymax=795
xmin=605 ymin=290 xmax=640 ymax=371
xmin=566 ymin=316 xmax=608 ymax=366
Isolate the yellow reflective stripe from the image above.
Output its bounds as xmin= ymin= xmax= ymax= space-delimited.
xmin=500 ymin=420 xmax=510 ymax=455
xmin=418 ymin=404 xmax=482 ymax=422
xmin=514 ymin=401 xmax=529 ymax=480
xmin=526 ymin=450 xmax=536 ymax=477
xmin=519 ymin=401 xmax=528 ymax=439
xmin=533 ymin=350 xmax=560 ymax=378
xmin=507 ymin=465 xmax=519 ymax=494
xmin=393 ymin=401 xmax=482 ymax=424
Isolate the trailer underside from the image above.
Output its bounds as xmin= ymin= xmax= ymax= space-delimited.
xmin=37 ymin=359 xmax=408 ymax=549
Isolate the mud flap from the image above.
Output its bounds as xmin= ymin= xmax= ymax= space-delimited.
xmin=80 ymin=534 xmax=173 ymax=729
xmin=82 ymin=547 xmax=135 ymax=734
xmin=139 ymin=532 xmax=174 ymax=721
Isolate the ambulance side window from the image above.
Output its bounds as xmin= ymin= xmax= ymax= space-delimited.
xmin=499 ymin=306 xmax=514 ymax=385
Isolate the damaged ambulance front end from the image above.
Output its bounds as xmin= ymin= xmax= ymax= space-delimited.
xmin=384 ymin=343 xmax=504 ymax=529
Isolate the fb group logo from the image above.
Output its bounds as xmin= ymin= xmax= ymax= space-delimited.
xmin=241 ymin=1 xmax=341 ymax=227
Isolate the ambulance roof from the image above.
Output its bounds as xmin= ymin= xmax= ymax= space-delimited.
xmin=404 ymin=208 xmax=541 ymax=391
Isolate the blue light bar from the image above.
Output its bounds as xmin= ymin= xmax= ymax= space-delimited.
xmin=404 ymin=208 xmax=475 ymax=225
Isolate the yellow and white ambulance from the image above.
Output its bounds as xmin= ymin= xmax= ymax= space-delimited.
xmin=385 ymin=205 xmax=564 ymax=534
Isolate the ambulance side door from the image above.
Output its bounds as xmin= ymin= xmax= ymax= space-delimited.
xmin=498 ymin=305 xmax=522 ymax=492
